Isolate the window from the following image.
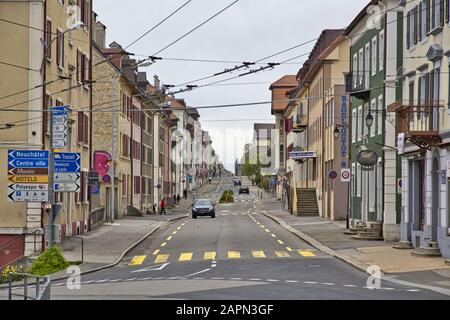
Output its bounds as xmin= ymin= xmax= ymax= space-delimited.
xmin=134 ymin=176 xmax=141 ymax=195
xmin=78 ymin=0 xmax=90 ymax=30
xmin=358 ymin=49 xmax=364 ymax=87
xmin=56 ymin=28 xmax=64 ymax=69
xmin=431 ymin=0 xmax=443 ymax=28
xmin=378 ymin=95 xmax=383 ymax=135
xmin=76 ymin=50 xmax=90 ymax=83
xmin=407 ymin=11 xmax=411 ymax=49
xmin=446 ymin=0 xmax=450 ymax=23
xmin=365 ymin=44 xmax=370 ymax=88
xmin=351 ymin=162 xmax=356 ymax=197
xmin=77 ymin=112 xmax=89 ymax=145
xmin=353 ymin=53 xmax=358 ymax=88
xmin=378 ymin=30 xmax=384 ymax=70
xmin=357 ymin=106 xmax=362 ymax=141
xmin=426 ymin=0 xmax=431 ymax=33
xmin=413 ymin=6 xmax=418 ymax=45
xmin=45 ymin=19 xmax=52 ymax=60
xmin=352 ymin=109 xmax=357 ymax=143
xmin=448 ymin=63 xmax=450 ymax=110
xmin=363 ymin=103 xmax=369 ymax=137
xmin=279 ymin=145 xmax=284 ymax=164
xmin=122 ymin=174 xmax=127 ymax=197
xmin=371 ymin=36 xmax=377 ymax=76
xmin=357 ymin=163 xmax=362 ymax=197
xmin=370 ymin=99 xmax=376 ymax=137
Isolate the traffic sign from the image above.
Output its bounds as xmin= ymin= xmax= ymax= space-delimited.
xmin=7 ymin=150 xmax=50 ymax=202
xmin=54 ymin=183 xmax=80 ymax=193
xmin=54 ymin=153 xmax=81 ymax=173
xmin=8 ymin=183 xmax=48 ymax=192
xmin=329 ymin=171 xmax=338 ymax=180
xmin=54 ymin=153 xmax=81 ymax=193
xmin=8 ymin=175 xmax=49 ymax=183
xmin=341 ymin=168 xmax=351 ymax=183
xmin=8 ymin=190 xmax=49 ymax=202
xmin=51 ymin=106 xmax=68 ymax=149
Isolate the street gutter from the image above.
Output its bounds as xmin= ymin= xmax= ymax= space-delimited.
xmin=261 ymin=211 xmax=450 ymax=297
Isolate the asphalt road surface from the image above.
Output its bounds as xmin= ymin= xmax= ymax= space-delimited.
xmin=47 ymin=178 xmax=449 ymax=300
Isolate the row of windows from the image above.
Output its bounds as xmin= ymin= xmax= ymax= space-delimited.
xmin=406 ymin=0 xmax=450 ymax=50
xmin=352 ymin=30 xmax=385 ymax=88
xmin=351 ymin=95 xmax=384 ymax=143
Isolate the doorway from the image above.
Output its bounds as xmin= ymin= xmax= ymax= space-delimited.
xmin=431 ymin=153 xmax=440 ymax=242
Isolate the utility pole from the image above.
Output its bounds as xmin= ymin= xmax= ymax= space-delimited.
xmin=110 ymin=73 xmax=120 ymax=224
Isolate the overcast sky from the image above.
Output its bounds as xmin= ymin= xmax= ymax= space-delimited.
xmin=94 ymin=0 xmax=366 ymax=171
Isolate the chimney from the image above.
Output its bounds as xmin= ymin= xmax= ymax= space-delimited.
xmin=94 ymin=20 xmax=107 ymax=48
xmin=154 ymin=75 xmax=160 ymax=89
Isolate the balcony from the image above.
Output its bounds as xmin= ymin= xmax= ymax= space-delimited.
xmin=292 ymin=115 xmax=308 ymax=133
xmin=345 ymin=72 xmax=370 ymax=101
xmin=387 ymin=100 xmax=445 ymax=150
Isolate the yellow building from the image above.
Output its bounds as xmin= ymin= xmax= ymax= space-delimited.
xmin=288 ymin=30 xmax=350 ymax=220
xmin=0 ymin=0 xmax=92 ymax=260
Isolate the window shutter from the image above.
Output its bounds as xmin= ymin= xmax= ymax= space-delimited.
xmin=432 ymin=0 xmax=436 ymax=28
xmin=446 ymin=0 xmax=449 ymax=22
xmin=46 ymin=20 xmax=52 ymax=59
xmin=406 ymin=12 xmax=411 ymax=49
xmin=440 ymin=0 xmax=445 ymax=25
xmin=77 ymin=112 xmax=84 ymax=143
xmin=414 ymin=7 xmax=418 ymax=44
xmin=43 ymin=94 xmax=49 ymax=135
xmin=84 ymin=55 xmax=89 ymax=82
xmin=83 ymin=113 xmax=89 ymax=144
xmin=426 ymin=0 xmax=431 ymax=32
xmin=419 ymin=2 xmax=423 ymax=41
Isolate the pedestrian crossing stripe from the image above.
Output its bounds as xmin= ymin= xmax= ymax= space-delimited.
xmin=154 ymin=254 xmax=170 ymax=263
xmin=179 ymin=253 xmax=193 ymax=262
xmin=228 ymin=251 xmax=241 ymax=259
xmin=252 ymin=251 xmax=266 ymax=258
xmin=277 ymin=240 xmax=285 ymax=245
xmin=275 ymin=251 xmax=290 ymax=258
xmin=298 ymin=250 xmax=316 ymax=257
xmin=129 ymin=255 xmax=147 ymax=265
xmin=204 ymin=252 xmax=216 ymax=260
xmin=166 ymin=236 xmax=173 ymax=241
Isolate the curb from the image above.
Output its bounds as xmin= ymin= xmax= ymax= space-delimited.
xmin=260 ymin=212 xmax=371 ymax=274
xmin=261 ymin=211 xmax=450 ymax=297
xmin=49 ymin=214 xmax=189 ymax=282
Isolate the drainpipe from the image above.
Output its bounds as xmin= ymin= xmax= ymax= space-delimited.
xmin=41 ymin=0 xmax=47 ymax=250
xmin=88 ymin=0 xmax=93 ymax=231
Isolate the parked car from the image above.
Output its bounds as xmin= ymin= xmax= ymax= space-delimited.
xmin=239 ymin=186 xmax=250 ymax=194
xmin=192 ymin=199 xmax=216 ymax=219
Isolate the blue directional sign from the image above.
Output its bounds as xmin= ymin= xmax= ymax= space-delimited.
xmin=51 ymin=106 xmax=68 ymax=149
xmin=8 ymin=150 xmax=49 ymax=169
xmin=54 ymin=153 xmax=81 ymax=193
xmin=54 ymin=153 xmax=81 ymax=173
xmin=7 ymin=150 xmax=49 ymax=202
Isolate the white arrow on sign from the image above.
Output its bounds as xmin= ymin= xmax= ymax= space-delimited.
xmin=131 ymin=263 xmax=169 ymax=273
xmin=55 ymin=173 xmax=80 ymax=182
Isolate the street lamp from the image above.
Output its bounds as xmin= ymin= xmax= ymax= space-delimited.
xmin=366 ymin=112 xmax=374 ymax=129
xmin=333 ymin=126 xmax=340 ymax=140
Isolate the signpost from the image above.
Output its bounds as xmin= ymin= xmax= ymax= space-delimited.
xmin=341 ymin=168 xmax=351 ymax=183
xmin=7 ymin=150 xmax=49 ymax=202
xmin=54 ymin=153 xmax=81 ymax=193
xmin=51 ymin=106 xmax=68 ymax=149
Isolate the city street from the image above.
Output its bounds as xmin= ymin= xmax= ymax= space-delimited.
xmin=46 ymin=178 xmax=448 ymax=300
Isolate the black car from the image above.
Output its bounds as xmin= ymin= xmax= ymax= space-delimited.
xmin=192 ymin=199 xmax=216 ymax=219
xmin=239 ymin=186 xmax=250 ymax=194
xmin=233 ymin=179 xmax=241 ymax=186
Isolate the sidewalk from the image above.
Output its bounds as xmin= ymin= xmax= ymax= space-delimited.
xmin=258 ymin=196 xmax=450 ymax=291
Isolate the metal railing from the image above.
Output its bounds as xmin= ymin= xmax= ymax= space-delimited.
xmin=8 ymin=273 xmax=51 ymax=300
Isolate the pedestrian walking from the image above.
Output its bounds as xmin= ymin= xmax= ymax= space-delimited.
xmin=160 ymin=198 xmax=166 ymax=215
xmin=173 ymin=194 xmax=177 ymax=206
xmin=183 ymin=189 xmax=188 ymax=200
xmin=177 ymin=194 xmax=181 ymax=205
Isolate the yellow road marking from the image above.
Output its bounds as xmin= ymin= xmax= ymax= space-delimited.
xmin=161 ymin=242 xmax=167 ymax=247
xmin=204 ymin=252 xmax=217 ymax=260
xmin=172 ymin=231 xmax=177 ymax=235
xmin=177 ymin=227 xmax=181 ymax=230
xmin=252 ymin=251 xmax=266 ymax=258
xmin=275 ymin=251 xmax=290 ymax=258
xmin=166 ymin=236 xmax=173 ymax=241
xmin=286 ymin=247 xmax=293 ymax=251
xmin=129 ymin=255 xmax=147 ymax=265
xmin=152 ymin=249 xmax=160 ymax=256
xmin=277 ymin=240 xmax=285 ymax=245
xmin=228 ymin=251 xmax=241 ymax=259
xmin=298 ymin=250 xmax=316 ymax=257
xmin=179 ymin=253 xmax=193 ymax=262
xmin=271 ymin=234 xmax=277 ymax=238
xmin=265 ymin=229 xmax=270 ymax=233
xmin=154 ymin=254 xmax=169 ymax=263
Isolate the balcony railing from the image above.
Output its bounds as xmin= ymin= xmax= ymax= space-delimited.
xmin=345 ymin=72 xmax=370 ymax=101
xmin=388 ymin=100 xmax=445 ymax=150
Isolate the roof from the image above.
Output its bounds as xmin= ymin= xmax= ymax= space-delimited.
xmin=269 ymin=75 xmax=298 ymax=90
xmin=345 ymin=0 xmax=379 ymax=35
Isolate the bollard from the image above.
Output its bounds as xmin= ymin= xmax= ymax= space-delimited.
xmin=8 ymin=273 xmax=12 ymax=300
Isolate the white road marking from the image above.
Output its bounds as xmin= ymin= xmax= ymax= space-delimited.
xmin=304 ymin=281 xmax=318 ymax=284
xmin=249 ymin=278 xmax=261 ymax=281
xmin=266 ymin=279 xmax=280 ymax=282
xmin=125 ymin=278 xmax=137 ymax=282
xmin=322 ymin=283 xmax=336 ymax=286
xmin=211 ymin=277 xmax=224 ymax=280
xmin=285 ymin=280 xmax=299 ymax=283
xmin=343 ymin=284 xmax=357 ymax=288
xmin=83 ymin=280 xmax=94 ymax=284
xmin=96 ymin=279 xmax=109 ymax=283
xmin=132 ymin=263 xmax=169 ymax=273
xmin=182 ymin=268 xmax=212 ymax=278
xmin=230 ymin=278 xmax=243 ymax=281
xmin=406 ymin=289 xmax=420 ymax=292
